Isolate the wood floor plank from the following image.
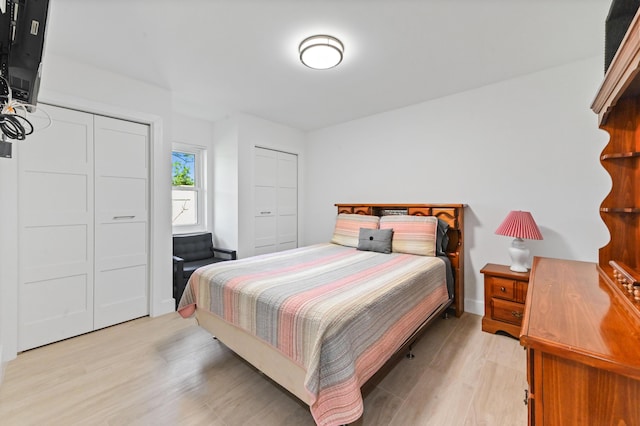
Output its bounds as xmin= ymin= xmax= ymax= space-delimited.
xmin=389 ymin=366 xmax=475 ymax=426
xmin=0 ymin=312 xmax=527 ymax=425
xmin=464 ymin=360 xmax=527 ymax=426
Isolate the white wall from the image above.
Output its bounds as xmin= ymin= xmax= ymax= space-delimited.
xmin=213 ymin=113 xmax=306 ymax=258
xmin=303 ymin=56 xmax=611 ymax=315
xmin=0 ymin=53 xmax=176 ymax=362
xmin=172 ymin=112 xmax=216 ymax=232
xmin=212 ymin=116 xmax=240 ymax=252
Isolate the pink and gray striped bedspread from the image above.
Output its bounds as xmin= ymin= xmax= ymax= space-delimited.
xmin=178 ymin=243 xmax=449 ymax=426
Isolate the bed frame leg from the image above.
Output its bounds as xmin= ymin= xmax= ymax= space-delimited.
xmin=442 ymin=311 xmax=449 ymax=320
xmin=406 ymin=344 xmax=415 ymax=359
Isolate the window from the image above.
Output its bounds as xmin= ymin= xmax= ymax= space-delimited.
xmin=172 ymin=144 xmax=206 ymax=233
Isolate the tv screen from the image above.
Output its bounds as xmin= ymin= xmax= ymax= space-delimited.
xmin=1 ymin=0 xmax=50 ymax=110
xmin=605 ymin=0 xmax=640 ymax=72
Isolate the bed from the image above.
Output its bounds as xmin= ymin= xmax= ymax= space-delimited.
xmin=178 ymin=203 xmax=465 ymax=426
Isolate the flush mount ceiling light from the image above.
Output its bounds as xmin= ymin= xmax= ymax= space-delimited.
xmin=299 ymin=35 xmax=344 ymax=70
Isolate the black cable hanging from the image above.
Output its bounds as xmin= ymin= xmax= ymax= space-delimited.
xmin=0 ymin=111 xmax=33 ymax=140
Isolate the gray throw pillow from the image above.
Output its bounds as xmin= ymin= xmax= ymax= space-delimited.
xmin=357 ymin=228 xmax=393 ymax=254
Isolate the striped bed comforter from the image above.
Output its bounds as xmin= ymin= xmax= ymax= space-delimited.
xmin=178 ymin=243 xmax=449 ymax=426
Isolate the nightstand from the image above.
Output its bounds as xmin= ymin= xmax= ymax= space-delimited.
xmin=481 ymin=263 xmax=530 ymax=338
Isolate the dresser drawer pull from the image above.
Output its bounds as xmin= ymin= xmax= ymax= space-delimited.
xmin=500 ymin=286 xmax=506 ymax=292
xmin=511 ymin=311 xmax=523 ymax=319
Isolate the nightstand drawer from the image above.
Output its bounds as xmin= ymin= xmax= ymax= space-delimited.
xmin=487 ymin=276 xmax=527 ymax=303
xmin=491 ymin=298 xmax=524 ymax=326
xmin=487 ymin=276 xmax=517 ymax=300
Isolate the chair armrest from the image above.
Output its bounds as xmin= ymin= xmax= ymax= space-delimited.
xmin=212 ymin=247 xmax=237 ymax=260
xmin=173 ymin=256 xmax=184 ymax=285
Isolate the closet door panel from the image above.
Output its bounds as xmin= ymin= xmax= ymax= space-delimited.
xmin=254 ymin=148 xmax=277 ymax=186
xmin=18 ymin=105 xmax=95 ymax=351
xmin=254 ymin=148 xmax=277 ymax=254
xmin=95 ymin=222 xmax=147 ymax=270
xmin=277 ymin=186 xmax=297 ymax=250
xmin=96 ymin=177 xmax=147 ymax=214
xmin=254 ymin=185 xmax=276 ymax=217
xmin=276 ymin=152 xmax=297 ymax=250
xmin=277 ymin=187 xmax=297 ymax=216
xmin=255 ymin=215 xmax=277 ymax=255
xmin=94 ymin=116 xmax=149 ymax=329
xmin=94 ymin=265 xmax=147 ymax=322
xmin=253 ymin=147 xmax=298 ymax=255
xmin=22 ymin=172 xmax=88 ymax=215
xmin=94 ymin=125 xmax=147 ymax=176
xmin=277 ymin=214 xmax=298 ymax=251
xmin=277 ymin=152 xmax=297 ymax=187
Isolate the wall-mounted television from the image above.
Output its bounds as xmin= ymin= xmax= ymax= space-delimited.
xmin=0 ymin=0 xmax=50 ymax=110
xmin=605 ymin=0 xmax=640 ymax=72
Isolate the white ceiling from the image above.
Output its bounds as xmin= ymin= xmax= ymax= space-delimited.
xmin=44 ymin=0 xmax=612 ymax=131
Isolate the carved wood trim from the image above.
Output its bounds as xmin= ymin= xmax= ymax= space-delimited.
xmin=592 ymin=10 xmax=640 ymax=125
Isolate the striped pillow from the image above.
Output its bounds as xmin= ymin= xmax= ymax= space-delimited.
xmin=379 ymin=215 xmax=438 ymax=256
xmin=331 ymin=214 xmax=380 ymax=247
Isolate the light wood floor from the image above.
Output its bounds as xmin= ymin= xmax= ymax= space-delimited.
xmin=0 ymin=312 xmax=527 ymax=425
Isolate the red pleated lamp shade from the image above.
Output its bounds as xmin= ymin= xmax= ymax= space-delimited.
xmin=495 ymin=211 xmax=543 ymax=240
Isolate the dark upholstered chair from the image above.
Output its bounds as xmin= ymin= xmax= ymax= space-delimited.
xmin=173 ymin=232 xmax=236 ymax=309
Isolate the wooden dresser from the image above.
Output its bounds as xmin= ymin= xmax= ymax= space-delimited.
xmin=520 ymin=257 xmax=640 ymax=425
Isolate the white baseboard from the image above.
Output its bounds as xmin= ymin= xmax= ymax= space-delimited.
xmin=464 ymin=298 xmax=484 ymax=316
xmin=151 ymin=298 xmax=177 ymax=316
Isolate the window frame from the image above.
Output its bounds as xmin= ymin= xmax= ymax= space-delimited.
xmin=171 ymin=142 xmax=207 ymax=234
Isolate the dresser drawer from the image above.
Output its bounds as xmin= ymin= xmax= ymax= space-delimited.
xmin=491 ymin=298 xmax=524 ymax=326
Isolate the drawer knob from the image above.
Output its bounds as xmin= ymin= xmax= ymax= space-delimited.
xmin=511 ymin=311 xmax=523 ymax=319
xmin=500 ymin=286 xmax=506 ymax=292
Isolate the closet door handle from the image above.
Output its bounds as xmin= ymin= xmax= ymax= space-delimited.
xmin=113 ymin=215 xmax=135 ymax=220
xmin=260 ymin=211 xmax=271 ymax=215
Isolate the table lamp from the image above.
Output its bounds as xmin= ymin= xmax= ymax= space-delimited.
xmin=495 ymin=210 xmax=543 ymax=272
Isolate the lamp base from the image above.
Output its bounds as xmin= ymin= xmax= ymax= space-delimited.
xmin=508 ymin=238 xmax=529 ymax=272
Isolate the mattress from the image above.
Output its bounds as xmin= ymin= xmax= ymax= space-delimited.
xmin=178 ymin=242 xmax=449 ymax=426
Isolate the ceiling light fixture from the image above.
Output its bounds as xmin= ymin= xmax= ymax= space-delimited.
xmin=299 ymin=35 xmax=344 ymax=70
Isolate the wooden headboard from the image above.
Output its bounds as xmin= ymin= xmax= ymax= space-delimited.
xmin=335 ymin=203 xmax=465 ymax=317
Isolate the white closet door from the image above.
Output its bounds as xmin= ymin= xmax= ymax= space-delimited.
xmin=94 ymin=116 xmax=149 ymax=329
xmin=18 ymin=105 xmax=95 ymax=351
xmin=253 ymin=147 xmax=297 ymax=255
xmin=276 ymin=152 xmax=298 ymax=251
xmin=254 ymin=147 xmax=277 ymax=255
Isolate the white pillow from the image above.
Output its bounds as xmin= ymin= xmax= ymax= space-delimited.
xmin=330 ymin=213 xmax=380 ymax=247
xmin=379 ymin=215 xmax=438 ymax=256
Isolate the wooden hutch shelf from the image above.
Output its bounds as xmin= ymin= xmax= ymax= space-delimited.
xmin=600 ymin=207 xmax=640 ymax=213
xmin=601 ymin=151 xmax=640 ymax=160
